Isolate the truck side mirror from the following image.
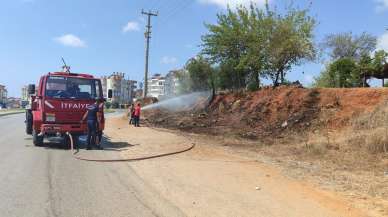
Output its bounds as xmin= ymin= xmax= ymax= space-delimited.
xmin=108 ymin=89 xmax=113 ymax=99
xmin=28 ymin=84 xmax=36 ymax=95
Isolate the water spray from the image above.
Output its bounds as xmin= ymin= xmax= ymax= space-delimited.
xmin=142 ymin=91 xmax=212 ymax=111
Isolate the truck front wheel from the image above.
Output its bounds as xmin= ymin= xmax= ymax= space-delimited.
xmin=25 ymin=110 xmax=33 ymax=135
xmin=32 ymin=130 xmax=44 ymax=146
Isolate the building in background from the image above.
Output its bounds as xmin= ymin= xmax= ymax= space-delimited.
xmin=164 ymin=70 xmax=182 ymax=97
xmin=0 ymin=85 xmax=7 ymax=107
xmin=134 ymin=89 xmax=143 ymax=99
xmin=21 ymin=86 xmax=33 ymax=108
xmin=147 ymin=74 xmax=165 ymax=99
xmin=21 ymin=86 xmax=29 ymax=101
xmin=6 ymin=97 xmax=21 ymax=109
xmin=101 ymin=72 xmax=137 ymax=107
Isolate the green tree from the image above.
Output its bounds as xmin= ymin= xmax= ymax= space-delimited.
xmin=265 ymin=6 xmax=316 ymax=86
xmin=314 ymin=58 xmax=358 ymax=88
xmin=201 ymin=7 xmax=250 ymax=90
xmin=372 ymin=50 xmax=388 ymax=75
xmin=322 ymin=32 xmax=377 ymax=60
xmin=201 ymin=2 xmax=316 ymax=88
xmin=355 ymin=54 xmax=373 ymax=87
xmin=372 ymin=50 xmax=388 ymax=86
xmin=185 ymin=56 xmax=215 ymax=91
xmin=177 ymin=56 xmax=216 ymax=95
xmin=175 ymin=70 xmax=191 ymax=94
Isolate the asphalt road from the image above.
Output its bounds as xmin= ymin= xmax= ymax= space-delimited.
xmin=0 ymin=113 xmax=184 ymax=217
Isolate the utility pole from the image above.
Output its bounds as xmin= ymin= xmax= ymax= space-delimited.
xmin=142 ymin=9 xmax=158 ymax=98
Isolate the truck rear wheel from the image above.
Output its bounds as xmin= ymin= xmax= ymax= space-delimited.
xmin=32 ymin=130 xmax=44 ymax=146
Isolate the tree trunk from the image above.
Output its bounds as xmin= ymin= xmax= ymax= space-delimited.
xmin=205 ymin=79 xmax=216 ymax=112
xmin=274 ymin=71 xmax=281 ymax=87
xmin=363 ymin=74 xmax=366 ymax=88
xmin=383 ymin=78 xmax=385 ymax=87
xmin=254 ymin=71 xmax=260 ymax=88
xmin=280 ymin=71 xmax=284 ymax=84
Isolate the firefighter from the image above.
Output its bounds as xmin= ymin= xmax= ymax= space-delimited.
xmin=81 ymin=100 xmax=103 ymax=150
xmin=128 ymin=103 xmax=135 ymax=125
xmin=133 ymin=103 xmax=141 ymax=127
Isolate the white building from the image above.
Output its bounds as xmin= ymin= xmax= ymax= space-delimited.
xmin=101 ymin=72 xmax=137 ymax=106
xmin=21 ymin=86 xmax=29 ymax=101
xmin=147 ymin=74 xmax=165 ymax=99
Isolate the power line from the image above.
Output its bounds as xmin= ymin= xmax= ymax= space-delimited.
xmin=149 ymin=0 xmax=166 ymax=12
xmin=147 ymin=0 xmax=177 ymax=18
xmin=154 ymin=0 xmax=194 ymax=28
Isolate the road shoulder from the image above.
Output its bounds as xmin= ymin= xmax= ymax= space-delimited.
xmin=105 ymin=117 xmax=368 ymax=217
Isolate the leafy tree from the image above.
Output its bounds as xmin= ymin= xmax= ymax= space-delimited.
xmin=265 ymin=6 xmax=316 ymax=86
xmin=185 ymin=56 xmax=215 ymax=91
xmin=176 ymin=56 xmax=216 ymax=95
xmin=201 ymin=7 xmax=250 ymax=90
xmin=372 ymin=50 xmax=388 ymax=86
xmin=175 ymin=70 xmax=191 ymax=95
xmin=372 ymin=50 xmax=388 ymax=75
xmin=356 ymin=53 xmax=373 ymax=87
xmin=331 ymin=58 xmax=358 ymax=87
xmin=314 ymin=49 xmax=388 ymax=88
xmin=322 ymin=32 xmax=377 ymax=60
xmin=314 ymin=58 xmax=358 ymax=88
xmin=201 ymin=2 xmax=316 ymax=88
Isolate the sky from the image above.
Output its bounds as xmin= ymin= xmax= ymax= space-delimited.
xmin=1 ymin=0 xmax=388 ymax=97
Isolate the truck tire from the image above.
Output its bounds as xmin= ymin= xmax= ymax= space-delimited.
xmin=62 ymin=134 xmax=78 ymax=149
xmin=25 ymin=110 xmax=33 ymax=135
xmin=32 ymin=130 xmax=44 ymax=146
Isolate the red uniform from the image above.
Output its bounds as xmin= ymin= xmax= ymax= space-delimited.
xmin=134 ymin=106 xmax=141 ymax=117
xmin=133 ymin=105 xmax=141 ymax=127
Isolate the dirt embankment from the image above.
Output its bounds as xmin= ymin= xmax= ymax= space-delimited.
xmin=144 ymin=86 xmax=388 ymax=216
xmin=146 ymin=87 xmax=387 ymax=138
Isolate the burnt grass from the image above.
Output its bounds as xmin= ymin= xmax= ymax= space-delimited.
xmin=144 ymin=87 xmax=323 ymax=144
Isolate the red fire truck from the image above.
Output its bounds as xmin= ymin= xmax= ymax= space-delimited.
xmin=25 ymin=71 xmax=110 ymax=147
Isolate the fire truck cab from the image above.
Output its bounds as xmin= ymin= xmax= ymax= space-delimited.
xmin=25 ymin=71 xmax=107 ymax=147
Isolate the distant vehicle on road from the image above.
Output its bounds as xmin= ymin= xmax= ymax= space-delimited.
xmin=25 ymin=70 xmax=111 ymax=147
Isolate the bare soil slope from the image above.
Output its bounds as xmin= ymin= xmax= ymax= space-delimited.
xmin=146 ymin=87 xmax=387 ymax=138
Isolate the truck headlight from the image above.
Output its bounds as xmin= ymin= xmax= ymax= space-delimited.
xmin=46 ymin=113 xmax=56 ymax=122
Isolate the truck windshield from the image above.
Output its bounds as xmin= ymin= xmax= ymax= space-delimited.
xmin=45 ymin=76 xmax=101 ymax=99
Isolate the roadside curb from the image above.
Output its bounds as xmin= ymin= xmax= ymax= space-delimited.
xmin=0 ymin=111 xmax=24 ymax=117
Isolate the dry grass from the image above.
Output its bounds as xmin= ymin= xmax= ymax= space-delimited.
xmin=365 ymin=128 xmax=388 ymax=154
xmin=348 ymin=101 xmax=388 ymax=154
xmin=352 ymin=101 xmax=388 ymax=130
xmin=304 ymin=135 xmax=329 ymax=155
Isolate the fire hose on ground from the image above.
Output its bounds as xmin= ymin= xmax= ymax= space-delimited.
xmin=66 ymin=132 xmax=196 ymax=162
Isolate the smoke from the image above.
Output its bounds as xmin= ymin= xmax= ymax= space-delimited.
xmin=142 ymin=91 xmax=212 ymax=111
